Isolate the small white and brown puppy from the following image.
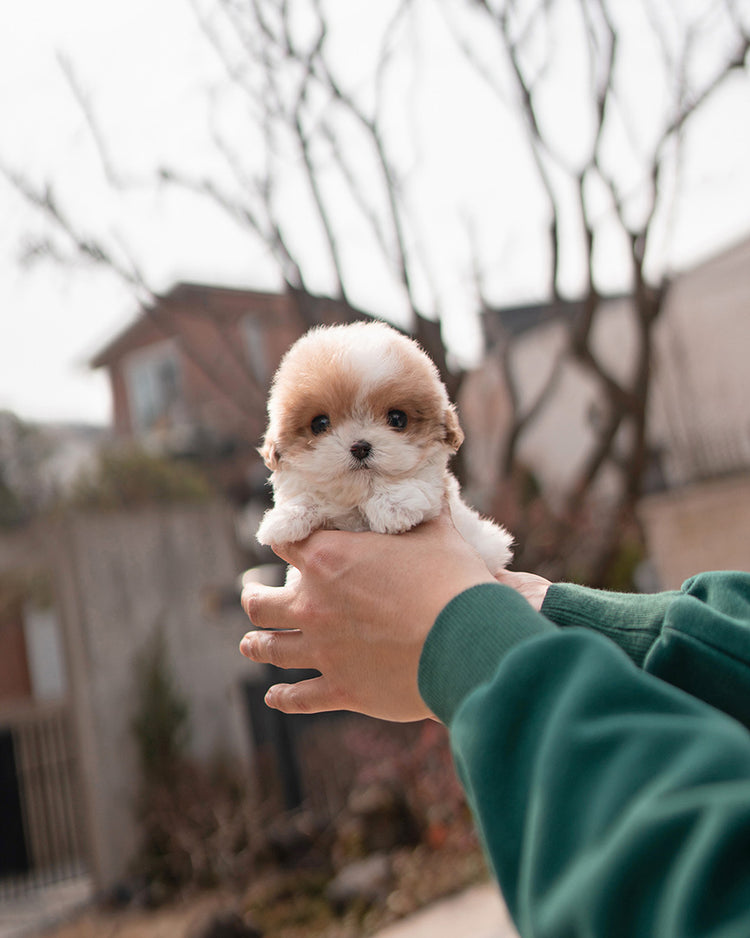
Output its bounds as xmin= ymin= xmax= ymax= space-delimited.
xmin=256 ymin=321 xmax=513 ymax=575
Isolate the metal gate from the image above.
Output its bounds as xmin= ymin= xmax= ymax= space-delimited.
xmin=0 ymin=703 xmax=88 ymax=898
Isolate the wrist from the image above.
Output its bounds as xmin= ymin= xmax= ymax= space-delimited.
xmin=418 ymin=583 xmax=557 ymax=725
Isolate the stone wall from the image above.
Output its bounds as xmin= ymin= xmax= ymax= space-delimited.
xmin=50 ymin=501 xmax=260 ymax=889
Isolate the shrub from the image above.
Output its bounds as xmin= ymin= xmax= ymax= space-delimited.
xmin=68 ymin=447 xmax=213 ymax=510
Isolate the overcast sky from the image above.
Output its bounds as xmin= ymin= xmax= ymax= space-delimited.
xmin=2 ymin=0 xmax=749 ymax=427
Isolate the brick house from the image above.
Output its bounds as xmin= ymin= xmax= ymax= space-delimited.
xmin=1 ymin=275 xmax=373 ymax=891
xmin=90 ymin=282 xmax=370 ymax=501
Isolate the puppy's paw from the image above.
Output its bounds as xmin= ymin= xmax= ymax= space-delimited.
xmin=461 ymin=517 xmax=513 ymax=575
xmin=256 ymin=504 xmax=320 ymax=545
xmin=481 ymin=526 xmax=515 ymax=576
xmin=447 ymin=478 xmax=514 ymax=574
xmin=364 ymin=494 xmax=431 ymax=535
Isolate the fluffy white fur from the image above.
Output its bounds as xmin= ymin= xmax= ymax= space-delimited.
xmin=256 ymin=321 xmax=513 ymax=575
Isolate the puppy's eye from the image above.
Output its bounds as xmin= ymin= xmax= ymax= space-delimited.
xmin=387 ymin=409 xmax=408 ymax=430
xmin=310 ymin=414 xmax=331 ymax=435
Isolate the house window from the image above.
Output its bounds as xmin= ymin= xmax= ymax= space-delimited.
xmin=24 ymin=605 xmax=67 ymax=701
xmin=125 ymin=342 xmax=182 ymax=434
xmin=241 ymin=316 xmax=269 ymax=387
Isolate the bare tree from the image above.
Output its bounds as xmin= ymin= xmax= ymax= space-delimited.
xmin=2 ymin=0 xmax=749 ymax=580
xmin=2 ymin=0 xmax=458 ymax=409
xmin=445 ymin=0 xmax=750 ymax=581
xmin=166 ymin=0 xmax=458 ymax=385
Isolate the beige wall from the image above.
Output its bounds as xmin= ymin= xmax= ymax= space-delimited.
xmin=640 ymin=473 xmax=750 ymax=589
xmin=460 ymin=236 xmax=750 ymax=519
xmin=50 ymin=502 xmax=261 ymax=890
xmin=460 ymin=297 xmax=635 ymax=509
xmin=650 ymin=238 xmax=750 ymax=485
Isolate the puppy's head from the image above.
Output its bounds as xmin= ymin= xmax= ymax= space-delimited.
xmin=261 ymin=322 xmax=463 ymax=484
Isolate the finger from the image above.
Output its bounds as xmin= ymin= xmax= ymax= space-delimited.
xmin=422 ymin=503 xmax=457 ymax=534
xmin=241 ymin=581 xmax=294 ymax=630
xmin=271 ymin=526 xmax=344 ymax=568
xmin=265 ymin=676 xmax=345 ymax=715
xmin=239 ymin=629 xmax=309 ymax=670
xmin=272 ymin=501 xmax=457 ymax=570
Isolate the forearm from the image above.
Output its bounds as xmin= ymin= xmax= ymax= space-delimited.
xmin=419 ymin=586 xmax=750 ymax=937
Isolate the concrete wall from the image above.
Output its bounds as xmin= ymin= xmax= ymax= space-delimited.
xmin=640 ymin=473 xmax=750 ymax=589
xmin=50 ymin=501 xmax=261 ymax=890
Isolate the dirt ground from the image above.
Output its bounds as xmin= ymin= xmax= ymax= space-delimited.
xmin=40 ymin=892 xmax=234 ymax=938
xmin=39 ymin=845 xmax=489 ymax=938
xmin=40 ymin=881 xmax=517 ymax=938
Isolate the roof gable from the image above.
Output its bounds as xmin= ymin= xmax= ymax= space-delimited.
xmin=90 ymin=282 xmax=371 ymax=368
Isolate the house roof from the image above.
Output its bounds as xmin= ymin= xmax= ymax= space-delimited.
xmin=483 ymin=298 xmax=584 ymax=341
xmin=90 ymin=282 xmax=371 ymax=368
xmin=481 ymin=294 xmax=630 ymax=347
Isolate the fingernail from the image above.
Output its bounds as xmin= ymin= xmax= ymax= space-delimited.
xmin=240 ymin=587 xmax=253 ymax=614
xmin=265 ymin=687 xmax=277 ymax=708
xmin=239 ymin=634 xmax=254 ymax=657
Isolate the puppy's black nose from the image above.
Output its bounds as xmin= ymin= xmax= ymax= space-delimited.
xmin=350 ymin=440 xmax=372 ymax=462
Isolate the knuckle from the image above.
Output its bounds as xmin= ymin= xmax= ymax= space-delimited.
xmin=240 ymin=631 xmax=264 ymax=662
xmin=304 ymin=539 xmax=339 ymax=577
xmin=285 ymin=684 xmax=311 ymax=714
xmin=330 ymin=683 xmax=352 ymax=712
xmin=272 ymin=683 xmax=308 ymax=715
xmin=263 ymin=630 xmax=282 ymax=664
xmin=241 ymin=630 xmax=281 ymax=666
xmin=297 ymin=595 xmax=323 ymax=630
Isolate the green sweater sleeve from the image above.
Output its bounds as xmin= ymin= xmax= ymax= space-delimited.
xmin=542 ymin=572 xmax=750 ymax=729
xmin=418 ymin=581 xmax=750 ymax=937
xmin=541 ymin=581 xmax=680 ymax=665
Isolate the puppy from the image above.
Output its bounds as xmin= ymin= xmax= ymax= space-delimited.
xmin=256 ymin=321 xmax=513 ymax=575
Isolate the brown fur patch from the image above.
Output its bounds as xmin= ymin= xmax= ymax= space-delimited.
xmin=274 ymin=365 xmax=361 ymax=442
xmin=265 ymin=323 xmax=464 ymax=462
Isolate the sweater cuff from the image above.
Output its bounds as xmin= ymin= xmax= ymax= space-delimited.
xmin=418 ymin=583 xmax=556 ymax=725
xmin=541 ymin=583 xmax=680 ymax=667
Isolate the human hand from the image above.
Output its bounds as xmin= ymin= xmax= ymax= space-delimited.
xmin=494 ymin=569 xmax=551 ymax=612
xmin=239 ymin=510 xmax=496 ymax=722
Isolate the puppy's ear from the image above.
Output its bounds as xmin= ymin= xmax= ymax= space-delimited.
xmin=260 ymin=436 xmax=280 ymax=470
xmin=443 ymin=405 xmax=464 ymax=452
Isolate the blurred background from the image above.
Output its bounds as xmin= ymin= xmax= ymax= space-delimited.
xmin=1 ymin=1 xmax=749 ymax=936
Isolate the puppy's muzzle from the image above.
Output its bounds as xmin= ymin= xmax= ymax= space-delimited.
xmin=350 ymin=440 xmax=372 ymax=463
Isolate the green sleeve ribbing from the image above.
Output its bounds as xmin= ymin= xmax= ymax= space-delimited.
xmin=418 ymin=582 xmax=555 ymax=725
xmin=541 ymin=582 xmax=680 ymax=666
